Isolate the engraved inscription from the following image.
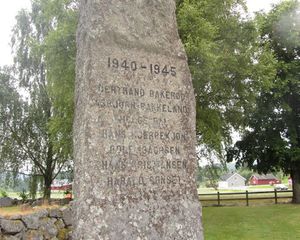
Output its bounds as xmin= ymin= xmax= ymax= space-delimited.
xmin=113 ymin=115 xmax=168 ymax=129
xmin=107 ymin=175 xmax=181 ymax=188
xmin=98 ymin=129 xmax=189 ymax=142
xmin=108 ymin=57 xmax=176 ymax=77
xmin=92 ymin=99 xmax=189 ymax=114
xmin=99 ymin=160 xmax=187 ymax=171
xmin=98 ymin=84 xmax=145 ymax=97
xmin=109 ymin=144 xmax=180 ymax=155
xmin=97 ymin=84 xmax=187 ymax=101
xmin=107 ymin=175 xmax=146 ymax=188
xmin=95 ymin=57 xmax=191 ymax=189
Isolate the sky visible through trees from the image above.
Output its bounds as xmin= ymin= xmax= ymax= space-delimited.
xmin=0 ymin=0 xmax=281 ymax=66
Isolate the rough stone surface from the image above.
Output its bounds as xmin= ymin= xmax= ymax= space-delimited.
xmin=0 ymin=219 xmax=25 ymax=234
xmin=2 ymin=235 xmax=20 ymax=240
xmin=22 ymin=213 xmax=42 ymax=230
xmin=49 ymin=208 xmax=62 ymax=218
xmin=58 ymin=227 xmax=72 ymax=240
xmin=0 ymin=208 xmax=72 ymax=239
xmin=55 ymin=219 xmax=65 ymax=230
xmin=0 ymin=197 xmax=14 ymax=208
xmin=8 ymin=215 xmax=22 ymax=220
xmin=34 ymin=209 xmax=49 ymax=219
xmin=31 ymin=199 xmax=44 ymax=207
xmin=61 ymin=207 xmax=72 ymax=227
xmin=39 ymin=217 xmax=58 ymax=239
xmin=73 ymin=0 xmax=203 ymax=239
xmin=23 ymin=230 xmax=44 ymax=240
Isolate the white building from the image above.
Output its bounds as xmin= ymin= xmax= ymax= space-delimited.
xmin=218 ymin=173 xmax=246 ymax=189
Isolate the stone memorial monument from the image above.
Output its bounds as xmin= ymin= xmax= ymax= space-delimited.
xmin=73 ymin=0 xmax=204 ymax=239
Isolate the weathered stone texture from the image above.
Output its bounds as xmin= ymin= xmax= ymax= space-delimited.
xmin=0 ymin=219 xmax=25 ymax=234
xmin=39 ymin=217 xmax=58 ymax=239
xmin=0 ymin=207 xmax=72 ymax=240
xmin=61 ymin=207 xmax=72 ymax=227
xmin=0 ymin=197 xmax=14 ymax=208
xmin=49 ymin=208 xmax=63 ymax=219
xmin=23 ymin=230 xmax=44 ymax=240
xmin=2 ymin=235 xmax=21 ymax=240
xmin=22 ymin=213 xmax=42 ymax=230
xmin=73 ymin=0 xmax=203 ymax=239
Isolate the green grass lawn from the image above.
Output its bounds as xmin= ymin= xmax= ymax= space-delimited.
xmin=203 ymin=204 xmax=300 ymax=240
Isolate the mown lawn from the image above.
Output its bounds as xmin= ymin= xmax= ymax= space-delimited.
xmin=203 ymin=204 xmax=300 ymax=240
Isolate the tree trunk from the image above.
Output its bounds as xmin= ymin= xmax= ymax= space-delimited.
xmin=43 ymin=173 xmax=52 ymax=200
xmin=43 ymin=143 xmax=54 ymax=200
xmin=291 ymin=169 xmax=300 ymax=204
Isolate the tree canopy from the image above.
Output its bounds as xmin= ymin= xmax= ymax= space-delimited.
xmin=176 ymin=0 xmax=274 ymax=155
xmin=0 ymin=67 xmax=24 ymax=171
xmin=0 ymin=0 xmax=77 ymax=199
xmin=228 ymin=0 xmax=300 ymax=203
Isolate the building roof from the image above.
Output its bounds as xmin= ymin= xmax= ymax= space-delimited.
xmin=251 ymin=173 xmax=278 ymax=180
xmin=220 ymin=172 xmax=246 ymax=181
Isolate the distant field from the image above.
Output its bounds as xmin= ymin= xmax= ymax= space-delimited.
xmin=4 ymin=190 xmax=65 ymax=199
xmin=198 ymin=185 xmax=284 ymax=194
xmin=203 ymin=204 xmax=300 ymax=240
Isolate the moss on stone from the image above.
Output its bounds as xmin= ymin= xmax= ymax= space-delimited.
xmin=57 ymin=228 xmax=70 ymax=240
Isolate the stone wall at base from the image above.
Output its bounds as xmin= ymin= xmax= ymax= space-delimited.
xmin=0 ymin=207 xmax=72 ymax=240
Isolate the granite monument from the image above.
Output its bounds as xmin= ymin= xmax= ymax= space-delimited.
xmin=73 ymin=0 xmax=204 ymax=239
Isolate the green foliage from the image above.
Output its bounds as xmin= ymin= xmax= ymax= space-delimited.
xmin=19 ymin=189 xmax=28 ymax=203
xmin=228 ymin=0 xmax=300 ymax=202
xmin=44 ymin=0 xmax=77 ymax=159
xmin=28 ymin=174 xmax=41 ymax=200
xmin=0 ymin=67 xmax=25 ymax=172
xmin=177 ymin=0 xmax=262 ymax=154
xmin=0 ymin=190 xmax=8 ymax=198
xmin=0 ymin=0 xmax=78 ymax=199
xmin=198 ymin=164 xmax=227 ymax=189
xmin=64 ymin=188 xmax=72 ymax=195
xmin=236 ymin=167 xmax=253 ymax=182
